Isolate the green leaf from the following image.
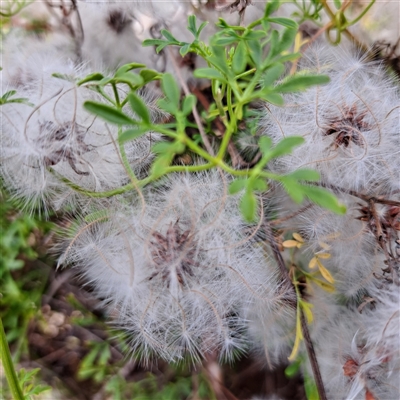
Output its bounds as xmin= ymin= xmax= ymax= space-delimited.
xmin=281 ymin=177 xmax=304 ymax=203
xmin=128 ymin=93 xmax=150 ymax=124
xmin=193 ymin=68 xmax=226 ymax=82
xmin=77 ymin=72 xmax=104 ymax=86
xmin=229 ymin=179 xmax=247 ymax=194
xmin=2 ymin=90 xmax=16 ymax=100
xmin=247 ymin=39 xmax=262 ymax=65
xmin=270 ymin=136 xmax=305 ymax=158
xmin=197 ymin=21 xmax=208 ymax=37
xmin=288 ymin=169 xmax=320 ymax=181
xmin=212 ymin=36 xmax=238 ymax=46
xmin=180 ymin=43 xmax=191 ymax=57
xmin=276 ymin=75 xmax=330 ymax=93
xmin=261 ymin=91 xmax=284 ymax=106
xmin=252 ymin=178 xmax=268 ymax=192
xmin=113 ymin=72 xmax=143 ymax=87
xmin=267 ymin=17 xmax=298 ymax=29
xmin=119 ymin=126 xmax=151 ymax=143
xmin=285 ymin=359 xmax=302 ymax=378
xmin=232 ymin=41 xmax=247 ymax=75
xmin=301 ymin=186 xmax=347 ymax=214
xmin=244 ymin=30 xmax=267 ymax=40
xmin=152 ymin=141 xmax=185 ymax=155
xmin=262 ymin=63 xmax=284 ymax=87
xmin=155 ymin=42 xmax=170 ymax=53
xmin=187 ymin=15 xmax=197 ymax=37
xmin=333 ymin=0 xmax=342 ymax=9
xmin=264 ymin=0 xmax=280 ymax=17
xmin=259 ymin=136 xmax=273 ymax=155
xmin=140 ymin=69 xmax=161 ymax=83
xmin=261 ymin=19 xmax=271 ymax=31
xmin=151 ymin=153 xmax=173 ymax=177
xmin=209 ymin=46 xmax=229 ymax=74
xmin=157 ymin=98 xmax=178 ymax=114
xmin=279 ymin=27 xmax=297 ymax=53
xmin=182 ymin=94 xmax=196 ymax=116
xmin=240 ymin=190 xmax=257 ymax=222
xmin=84 ymin=101 xmax=136 ymax=125
xmin=115 ymin=63 xmax=146 ymax=75
xmin=142 ymin=39 xmax=171 ymax=53
xmin=276 ymin=52 xmax=301 ymax=63
xmin=304 ymin=372 xmax=319 ymax=400
xmin=152 ymin=141 xmax=172 ymax=154
xmin=161 ymin=29 xmax=179 ymax=43
xmin=161 ymin=73 xmax=180 ymax=107
xmin=266 ymin=30 xmax=280 ymax=59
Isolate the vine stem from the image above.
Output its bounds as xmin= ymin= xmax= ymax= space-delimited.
xmin=263 ymin=221 xmax=328 ymax=400
xmin=0 ymin=317 xmax=24 ymax=400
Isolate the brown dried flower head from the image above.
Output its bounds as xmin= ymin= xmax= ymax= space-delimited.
xmin=324 ymin=104 xmax=370 ymax=148
xmin=149 ymin=220 xmax=198 ymax=287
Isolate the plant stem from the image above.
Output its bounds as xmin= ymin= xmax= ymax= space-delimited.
xmin=263 ymin=220 xmax=328 ymax=400
xmin=0 ymin=317 xmax=24 ymax=400
xmin=300 ymin=311 xmax=327 ymax=400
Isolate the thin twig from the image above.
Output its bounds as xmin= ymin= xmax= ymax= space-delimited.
xmin=299 ymin=311 xmax=327 ymax=400
xmin=263 ymin=220 xmax=328 ymax=400
xmin=314 ymin=182 xmax=400 ymax=207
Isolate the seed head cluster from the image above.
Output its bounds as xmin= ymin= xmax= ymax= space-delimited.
xmin=1 ymin=3 xmax=399 ymax=395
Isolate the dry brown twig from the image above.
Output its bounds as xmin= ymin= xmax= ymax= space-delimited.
xmin=263 ymin=220 xmax=328 ymax=400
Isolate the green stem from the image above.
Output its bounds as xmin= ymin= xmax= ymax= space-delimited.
xmin=48 ymin=167 xmax=150 ymax=197
xmin=95 ymin=87 xmax=115 ymax=106
xmin=117 ymin=126 xmax=138 ymax=183
xmin=165 ymin=163 xmax=214 ymax=173
xmin=111 ymin=83 xmax=120 ymax=107
xmin=343 ymin=0 xmax=375 ymax=27
xmin=0 ymin=318 xmax=24 ymax=400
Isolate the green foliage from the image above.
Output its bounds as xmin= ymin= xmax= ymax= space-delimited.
xmin=0 ymin=0 xmax=31 ymax=18
xmin=0 ymin=191 xmax=52 ymax=400
xmin=0 ymin=90 xmax=32 ymax=106
xmin=18 ymin=368 xmax=51 ymax=400
xmin=84 ymin=102 xmax=137 ymax=125
xmin=0 ymin=190 xmax=52 ymax=358
xmin=81 ymin=9 xmax=344 ymax=223
xmin=78 ymin=341 xmax=112 ymax=382
xmin=103 ymin=370 xmax=214 ymax=400
xmin=0 ymin=1 xmax=383 ymax=398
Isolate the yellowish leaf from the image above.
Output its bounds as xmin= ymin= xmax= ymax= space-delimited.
xmin=318 ymin=241 xmax=331 ymax=250
xmin=300 ymin=301 xmax=314 ymax=324
xmin=283 ymin=240 xmax=300 ymax=248
xmin=292 ymin=233 xmax=304 ymax=243
xmin=308 ymin=257 xmax=318 ymax=269
xmin=313 ymin=279 xmax=335 ymax=293
xmin=288 ymin=313 xmax=303 ymax=361
xmin=317 ymin=260 xmax=335 ymax=284
xmin=316 ymin=252 xmax=331 ymax=259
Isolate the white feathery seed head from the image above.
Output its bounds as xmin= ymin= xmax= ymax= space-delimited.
xmin=0 ymin=44 xmax=162 ymax=212
xmin=259 ymin=45 xmax=400 ymax=194
xmin=58 ymin=171 xmax=283 ymax=363
xmin=303 ymin=293 xmax=400 ymax=400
